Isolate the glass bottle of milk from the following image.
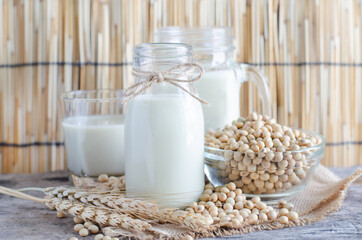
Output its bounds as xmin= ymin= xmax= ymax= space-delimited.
xmin=156 ymin=27 xmax=271 ymax=130
xmin=125 ymin=43 xmax=205 ymax=208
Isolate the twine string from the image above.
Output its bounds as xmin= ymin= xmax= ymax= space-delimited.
xmin=123 ymin=63 xmax=209 ymax=105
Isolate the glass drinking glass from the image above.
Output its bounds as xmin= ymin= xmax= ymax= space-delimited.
xmin=61 ymin=90 xmax=126 ymax=186
xmin=125 ymin=43 xmax=205 ymax=208
xmin=156 ymin=27 xmax=271 ymax=130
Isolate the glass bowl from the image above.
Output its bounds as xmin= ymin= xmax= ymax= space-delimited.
xmin=204 ymin=130 xmax=325 ymax=203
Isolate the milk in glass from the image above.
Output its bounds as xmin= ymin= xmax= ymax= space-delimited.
xmin=195 ymin=69 xmax=240 ymax=130
xmin=62 ymin=115 xmax=125 ymax=177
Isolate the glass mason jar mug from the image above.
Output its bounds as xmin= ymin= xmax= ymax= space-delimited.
xmin=125 ymin=43 xmax=205 ymax=208
xmin=156 ymin=27 xmax=271 ymax=130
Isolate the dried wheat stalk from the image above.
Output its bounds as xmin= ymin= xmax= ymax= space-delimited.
xmin=44 ymin=186 xmax=211 ymax=232
xmin=47 ymin=197 xmax=153 ymax=233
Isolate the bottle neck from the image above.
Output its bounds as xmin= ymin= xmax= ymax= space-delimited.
xmin=132 ymin=43 xmax=197 ymax=96
xmin=133 ymin=43 xmax=192 ymax=72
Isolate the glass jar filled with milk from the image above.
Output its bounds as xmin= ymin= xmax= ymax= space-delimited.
xmin=156 ymin=27 xmax=271 ymax=130
xmin=61 ymin=90 xmax=126 ymax=186
xmin=125 ymin=43 xmax=205 ymax=208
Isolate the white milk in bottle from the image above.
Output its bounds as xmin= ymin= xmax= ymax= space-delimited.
xmin=125 ymin=43 xmax=205 ymax=208
xmin=125 ymin=94 xmax=204 ymax=207
xmin=62 ymin=115 xmax=125 ymax=177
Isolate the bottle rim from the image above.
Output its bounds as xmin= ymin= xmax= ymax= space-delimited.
xmin=134 ymin=43 xmax=192 ymax=58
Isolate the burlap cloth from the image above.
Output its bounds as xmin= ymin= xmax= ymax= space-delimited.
xmin=103 ymin=165 xmax=362 ymax=239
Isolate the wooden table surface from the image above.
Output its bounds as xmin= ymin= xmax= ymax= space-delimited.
xmin=0 ymin=167 xmax=361 ymax=240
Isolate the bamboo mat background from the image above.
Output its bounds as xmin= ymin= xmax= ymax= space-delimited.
xmin=0 ymin=0 xmax=361 ymax=173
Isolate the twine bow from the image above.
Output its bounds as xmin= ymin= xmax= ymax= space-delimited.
xmin=123 ymin=63 xmax=209 ymax=105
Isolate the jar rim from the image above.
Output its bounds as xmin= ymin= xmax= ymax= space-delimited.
xmin=156 ymin=27 xmax=234 ymax=52
xmin=156 ymin=27 xmax=233 ymax=38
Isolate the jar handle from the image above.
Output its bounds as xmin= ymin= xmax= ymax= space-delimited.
xmin=238 ymin=64 xmax=272 ymax=116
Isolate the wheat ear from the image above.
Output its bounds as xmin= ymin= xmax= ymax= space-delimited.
xmin=45 ymin=186 xmax=211 ymax=231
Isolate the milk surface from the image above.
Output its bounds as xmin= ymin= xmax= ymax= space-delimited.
xmin=62 ymin=115 xmax=125 ymax=177
xmin=125 ymin=94 xmax=205 ymax=208
xmin=195 ymin=69 xmax=240 ymax=130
